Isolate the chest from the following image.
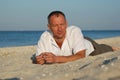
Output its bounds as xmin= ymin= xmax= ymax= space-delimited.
xmin=49 ymin=39 xmax=73 ymax=56
xmin=56 ymin=41 xmax=62 ymax=49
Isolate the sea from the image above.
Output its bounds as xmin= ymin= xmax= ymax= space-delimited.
xmin=0 ymin=30 xmax=120 ymax=48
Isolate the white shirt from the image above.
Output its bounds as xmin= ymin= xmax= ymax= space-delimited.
xmin=36 ymin=26 xmax=94 ymax=57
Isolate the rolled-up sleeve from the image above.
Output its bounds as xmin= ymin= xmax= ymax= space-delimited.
xmin=68 ymin=26 xmax=86 ymax=54
xmin=36 ymin=31 xmax=49 ymax=56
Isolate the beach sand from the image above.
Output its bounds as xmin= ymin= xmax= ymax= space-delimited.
xmin=0 ymin=37 xmax=120 ymax=80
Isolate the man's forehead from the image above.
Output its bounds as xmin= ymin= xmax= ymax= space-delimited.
xmin=50 ymin=14 xmax=63 ymax=18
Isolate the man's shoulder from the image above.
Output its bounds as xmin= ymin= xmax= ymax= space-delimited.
xmin=67 ymin=25 xmax=82 ymax=35
xmin=40 ymin=30 xmax=52 ymax=38
xmin=67 ymin=25 xmax=81 ymax=32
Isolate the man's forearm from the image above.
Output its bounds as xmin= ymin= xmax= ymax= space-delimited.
xmin=55 ymin=50 xmax=86 ymax=63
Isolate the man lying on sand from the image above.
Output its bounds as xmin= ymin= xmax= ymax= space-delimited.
xmin=35 ymin=11 xmax=118 ymax=64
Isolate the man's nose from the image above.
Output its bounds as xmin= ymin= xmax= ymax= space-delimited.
xmin=58 ymin=26 xmax=62 ymax=31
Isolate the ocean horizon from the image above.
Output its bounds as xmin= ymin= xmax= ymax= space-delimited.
xmin=0 ymin=30 xmax=120 ymax=48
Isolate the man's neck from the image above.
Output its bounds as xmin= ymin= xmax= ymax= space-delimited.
xmin=54 ymin=37 xmax=65 ymax=49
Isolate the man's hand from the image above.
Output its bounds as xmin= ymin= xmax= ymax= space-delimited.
xmin=36 ymin=52 xmax=57 ymax=64
xmin=43 ymin=52 xmax=56 ymax=64
xmin=36 ymin=54 xmax=45 ymax=65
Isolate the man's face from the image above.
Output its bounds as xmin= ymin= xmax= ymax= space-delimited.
xmin=48 ymin=14 xmax=67 ymax=39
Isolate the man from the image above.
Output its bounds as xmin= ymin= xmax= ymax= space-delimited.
xmin=35 ymin=11 xmax=114 ymax=64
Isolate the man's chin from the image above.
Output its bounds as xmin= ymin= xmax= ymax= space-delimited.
xmin=56 ymin=37 xmax=63 ymax=39
xmin=54 ymin=34 xmax=65 ymax=39
xmin=56 ymin=36 xmax=64 ymax=39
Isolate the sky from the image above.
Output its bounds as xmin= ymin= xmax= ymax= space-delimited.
xmin=0 ymin=0 xmax=120 ymax=31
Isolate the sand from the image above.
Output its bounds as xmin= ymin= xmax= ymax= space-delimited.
xmin=0 ymin=37 xmax=120 ymax=80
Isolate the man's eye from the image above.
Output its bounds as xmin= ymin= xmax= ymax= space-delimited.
xmin=61 ymin=24 xmax=64 ymax=26
xmin=52 ymin=25 xmax=57 ymax=27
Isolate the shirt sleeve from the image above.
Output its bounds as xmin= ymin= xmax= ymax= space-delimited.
xmin=36 ymin=36 xmax=45 ymax=56
xmin=36 ymin=31 xmax=49 ymax=56
xmin=69 ymin=26 xmax=86 ymax=54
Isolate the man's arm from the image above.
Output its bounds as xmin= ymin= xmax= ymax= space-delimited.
xmin=55 ymin=50 xmax=85 ymax=63
xmin=36 ymin=54 xmax=45 ymax=64
xmin=44 ymin=50 xmax=85 ymax=63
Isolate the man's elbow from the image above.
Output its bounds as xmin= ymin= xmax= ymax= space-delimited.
xmin=77 ymin=50 xmax=86 ymax=58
